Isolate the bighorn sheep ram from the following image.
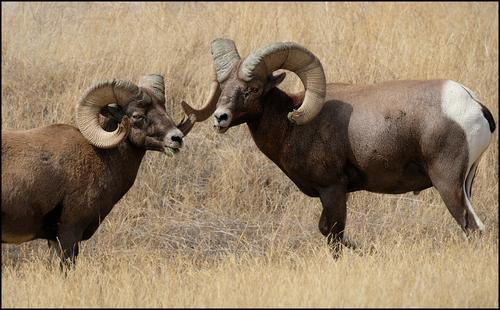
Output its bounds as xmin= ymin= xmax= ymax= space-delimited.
xmin=2 ymin=74 xmax=195 ymax=265
xmin=182 ymin=39 xmax=496 ymax=254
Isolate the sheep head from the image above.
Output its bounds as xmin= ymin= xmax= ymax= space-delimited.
xmin=76 ymin=74 xmax=194 ymax=153
xmin=180 ymin=39 xmax=326 ymax=133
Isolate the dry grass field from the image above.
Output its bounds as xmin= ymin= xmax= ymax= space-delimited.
xmin=1 ymin=2 xmax=498 ymax=308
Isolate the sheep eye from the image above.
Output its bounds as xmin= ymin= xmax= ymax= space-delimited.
xmin=132 ymin=113 xmax=145 ymax=120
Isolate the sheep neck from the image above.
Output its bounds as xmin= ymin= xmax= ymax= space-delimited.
xmin=247 ymin=87 xmax=299 ymax=165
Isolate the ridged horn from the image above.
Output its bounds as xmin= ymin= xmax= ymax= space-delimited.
xmin=138 ymin=74 xmax=165 ymax=103
xmin=238 ymin=42 xmax=326 ymax=125
xmin=212 ymin=38 xmax=241 ymax=82
xmin=176 ymin=110 xmax=197 ymax=136
xmin=179 ymin=39 xmax=238 ymax=123
xmin=180 ymin=70 xmax=221 ymax=122
xmin=76 ymin=80 xmax=150 ymax=149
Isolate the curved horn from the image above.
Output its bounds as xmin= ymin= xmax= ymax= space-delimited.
xmin=138 ymin=74 xmax=165 ymax=103
xmin=180 ymin=74 xmax=221 ymax=122
xmin=238 ymin=42 xmax=326 ymax=125
xmin=212 ymin=38 xmax=241 ymax=82
xmin=179 ymin=38 xmax=238 ymax=123
xmin=176 ymin=110 xmax=197 ymax=136
xmin=76 ymin=80 xmax=150 ymax=149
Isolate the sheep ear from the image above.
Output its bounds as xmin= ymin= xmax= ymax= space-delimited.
xmin=264 ymin=72 xmax=286 ymax=94
xmin=100 ymin=103 xmax=125 ymax=121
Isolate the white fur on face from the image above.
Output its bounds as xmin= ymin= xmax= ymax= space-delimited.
xmin=213 ymin=108 xmax=232 ymax=129
xmin=164 ymin=128 xmax=184 ymax=149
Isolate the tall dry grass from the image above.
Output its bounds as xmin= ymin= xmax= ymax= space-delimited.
xmin=1 ymin=2 xmax=498 ymax=308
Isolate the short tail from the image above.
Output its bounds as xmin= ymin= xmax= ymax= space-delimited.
xmin=480 ymin=104 xmax=496 ymax=133
xmin=460 ymin=84 xmax=496 ymax=132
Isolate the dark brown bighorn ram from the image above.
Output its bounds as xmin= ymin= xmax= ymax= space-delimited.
xmin=2 ymin=74 xmax=195 ymax=266
xmin=182 ymin=38 xmax=496 ymax=255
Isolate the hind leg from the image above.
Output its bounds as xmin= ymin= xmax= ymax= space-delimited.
xmin=463 ymin=159 xmax=485 ymax=232
xmin=465 ymin=155 xmax=482 ymax=198
xmin=428 ymin=159 xmax=484 ymax=234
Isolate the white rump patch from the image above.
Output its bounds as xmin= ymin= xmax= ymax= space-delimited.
xmin=441 ymin=80 xmax=492 ymax=172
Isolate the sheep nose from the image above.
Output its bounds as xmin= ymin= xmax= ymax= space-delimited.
xmin=171 ymin=135 xmax=183 ymax=144
xmin=215 ymin=113 xmax=228 ymax=123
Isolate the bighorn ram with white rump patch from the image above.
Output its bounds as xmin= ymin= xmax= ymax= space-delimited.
xmin=2 ymin=74 xmax=195 ymax=266
xmin=182 ymin=38 xmax=496 ymax=255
